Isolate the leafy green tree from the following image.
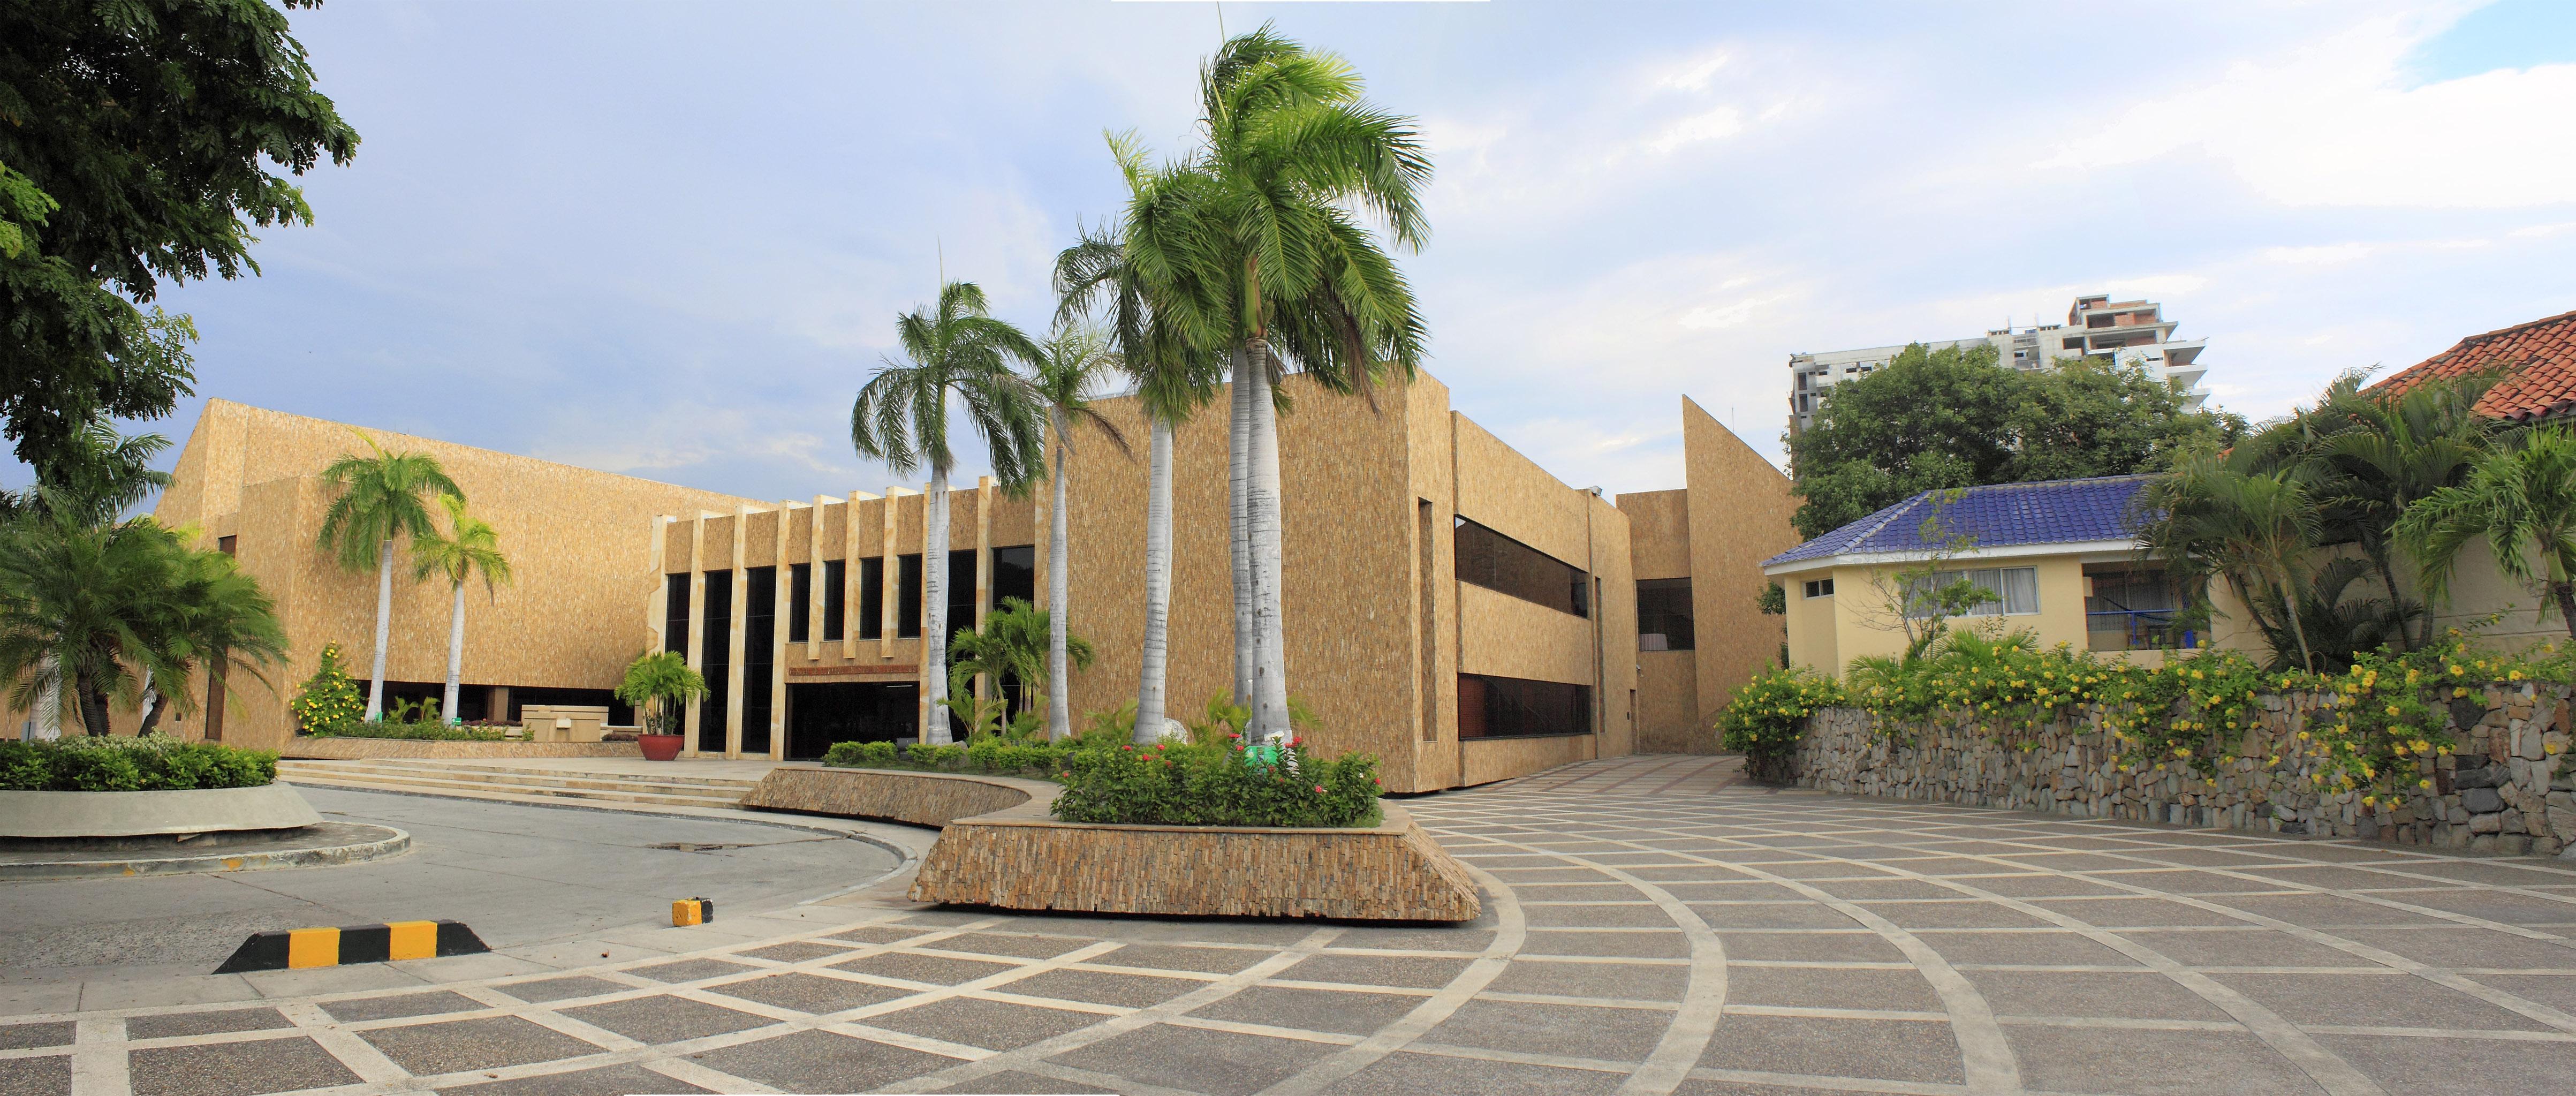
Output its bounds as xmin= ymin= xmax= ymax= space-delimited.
xmin=1131 ymin=25 xmax=1431 ymax=741
xmin=316 ymin=436 xmax=462 ymax=721
xmin=2399 ymin=425 xmax=2576 ymax=640
xmin=290 ymin=642 xmax=365 ymax=733
xmin=0 ymin=0 xmax=357 ymax=473
xmin=2306 ymin=370 xmax=2502 ymax=648
xmin=0 ymin=512 xmax=284 ymax=735
xmin=1790 ymin=343 xmax=2239 ymax=538
xmin=850 ymin=281 xmax=1047 ymax=744
xmin=615 ymin=651 xmax=707 ymax=738
xmin=410 ymin=495 xmax=511 ymax=723
xmin=1056 ymin=216 xmax=1220 ymax=744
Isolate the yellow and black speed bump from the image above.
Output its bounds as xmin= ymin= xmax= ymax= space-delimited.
xmin=671 ymin=897 xmax=714 ymax=926
xmin=214 ymin=920 xmax=488 ymax=973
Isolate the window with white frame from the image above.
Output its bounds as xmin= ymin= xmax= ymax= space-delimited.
xmin=1903 ymin=566 xmax=2039 ymax=618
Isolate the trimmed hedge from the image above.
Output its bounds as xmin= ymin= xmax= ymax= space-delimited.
xmin=821 ymin=734 xmax=1384 ymax=828
xmin=0 ymin=736 xmax=277 ymax=791
xmin=302 ymin=721 xmax=505 ymax=742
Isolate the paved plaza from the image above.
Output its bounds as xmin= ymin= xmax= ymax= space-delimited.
xmin=6 ymin=754 xmax=2576 ymax=1094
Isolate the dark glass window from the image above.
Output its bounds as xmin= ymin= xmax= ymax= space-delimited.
xmin=1454 ymin=517 xmax=1588 ymax=617
xmin=742 ymin=566 xmax=776 ymax=755
xmin=664 ymin=573 xmax=690 ymax=654
xmin=858 ymin=557 xmax=884 ymax=639
xmin=698 ymin=570 xmax=731 ymax=752
xmin=946 ymin=550 xmax=978 ymax=643
xmin=508 ymin=686 xmax=632 ymax=728
xmin=1637 ymin=578 xmax=1694 ymax=652
xmin=898 ymin=554 xmax=923 ymax=638
xmin=1457 ymin=674 xmax=1592 ymax=738
xmin=1804 ymin=578 xmax=1835 ymax=599
xmin=992 ymin=545 xmax=1035 ymax=608
xmin=787 ymin=563 xmax=812 ymax=644
xmin=822 ymin=559 xmax=846 ymax=641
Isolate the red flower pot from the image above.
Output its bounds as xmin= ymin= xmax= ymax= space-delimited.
xmin=638 ymin=734 xmax=684 ymax=761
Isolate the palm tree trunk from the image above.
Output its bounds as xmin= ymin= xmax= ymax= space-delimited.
xmin=366 ymin=541 xmax=393 ymax=721
xmin=1135 ymin=417 xmax=1175 ymax=745
xmin=74 ymin=669 xmax=110 ymax=737
xmin=444 ymin=581 xmax=467 ymax=723
xmin=923 ymin=470 xmax=952 ymax=744
xmin=2367 ymin=551 xmax=2414 ymax=652
xmin=1245 ymin=340 xmax=1290 ymax=742
xmin=1229 ymin=349 xmax=1255 ymax=708
xmin=1047 ymin=437 xmax=1073 ymax=742
xmin=2275 ymin=565 xmax=2316 ymax=673
xmin=32 ymin=655 xmax=59 ymax=739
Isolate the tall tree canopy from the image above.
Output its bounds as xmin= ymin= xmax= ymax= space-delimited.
xmin=1789 ymin=343 xmax=2241 ymax=538
xmin=0 ymin=0 xmax=358 ymax=474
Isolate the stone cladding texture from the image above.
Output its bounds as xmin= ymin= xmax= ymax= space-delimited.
xmin=1791 ymin=683 xmax=2576 ymax=856
xmin=737 ymin=766 xmax=1038 ymax=828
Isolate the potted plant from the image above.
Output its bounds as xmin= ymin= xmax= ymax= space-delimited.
xmin=615 ymin=651 xmax=706 ymax=761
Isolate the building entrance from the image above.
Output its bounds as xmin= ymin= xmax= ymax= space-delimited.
xmin=785 ymin=682 xmax=919 ymax=760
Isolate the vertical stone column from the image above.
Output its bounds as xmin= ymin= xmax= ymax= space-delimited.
xmin=771 ymin=501 xmax=793 ymax=760
xmin=807 ymin=494 xmax=828 ymax=662
xmin=684 ymin=513 xmax=708 ymax=758
xmin=881 ymin=486 xmax=900 ymax=663
xmin=975 ymin=475 xmax=994 ymax=705
xmin=842 ymin=491 xmax=863 ymax=661
xmin=646 ymin=513 xmax=666 ymax=654
xmin=726 ymin=504 xmax=750 ymax=759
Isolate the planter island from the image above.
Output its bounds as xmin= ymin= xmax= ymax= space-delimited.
xmin=0 ymin=739 xmax=409 ymax=879
xmin=741 ymin=765 xmax=1481 ymax=922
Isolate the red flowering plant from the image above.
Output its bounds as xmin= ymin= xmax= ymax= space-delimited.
xmin=1050 ymin=732 xmax=1382 ymax=828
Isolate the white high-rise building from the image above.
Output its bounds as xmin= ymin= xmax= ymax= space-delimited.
xmin=1786 ymin=293 xmax=2209 ymax=435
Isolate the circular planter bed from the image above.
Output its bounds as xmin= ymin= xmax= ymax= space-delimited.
xmin=0 ymin=782 xmax=325 ymax=839
xmin=741 ymin=765 xmax=1481 ymax=921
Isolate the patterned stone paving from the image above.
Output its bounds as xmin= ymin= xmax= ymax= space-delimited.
xmin=10 ymin=753 xmax=2576 ymax=1094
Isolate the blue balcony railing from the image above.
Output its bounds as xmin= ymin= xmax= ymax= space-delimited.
xmin=2086 ymin=609 xmax=2195 ymax=652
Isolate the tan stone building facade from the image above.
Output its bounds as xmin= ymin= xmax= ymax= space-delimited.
xmin=102 ymin=376 xmax=1793 ymax=793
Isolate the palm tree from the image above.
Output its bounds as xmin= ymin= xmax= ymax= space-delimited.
xmin=1057 ymin=214 xmax=1222 ymax=744
xmin=0 ymin=418 xmax=174 ymax=734
xmin=1021 ymin=321 xmax=1131 ymax=740
xmin=410 ymin=494 xmax=511 ymax=723
xmin=316 ymin=435 xmax=461 ymax=721
xmin=0 ymin=512 xmax=285 ymax=736
xmin=2309 ymin=369 xmax=2504 ymax=647
xmin=851 ymin=281 xmax=1047 ymax=744
xmin=2140 ymin=452 xmax=2322 ymax=671
xmin=615 ymin=650 xmax=707 ymax=738
xmin=1136 ymin=26 xmax=1433 ymax=739
xmin=2399 ymin=425 xmax=2576 ymax=640
xmin=945 ymin=596 xmax=1095 ymax=721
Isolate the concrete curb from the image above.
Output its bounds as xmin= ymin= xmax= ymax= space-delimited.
xmin=0 ymin=783 xmax=323 ymax=838
xmin=0 ymin=823 xmax=411 ymax=880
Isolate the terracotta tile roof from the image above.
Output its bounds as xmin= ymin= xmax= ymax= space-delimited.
xmin=2371 ymin=307 xmax=2576 ymax=421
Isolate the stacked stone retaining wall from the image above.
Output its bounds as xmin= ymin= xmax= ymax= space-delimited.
xmin=1791 ymin=683 xmax=2576 ymax=856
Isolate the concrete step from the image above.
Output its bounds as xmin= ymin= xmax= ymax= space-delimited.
xmin=274 ymin=772 xmax=762 ymax=816
xmin=276 ymin=764 xmax=749 ymax=808
xmin=280 ymin=761 xmax=757 ymax=797
xmin=285 ymin=758 xmax=765 ymax=787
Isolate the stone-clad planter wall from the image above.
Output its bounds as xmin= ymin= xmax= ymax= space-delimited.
xmin=1791 ymin=683 xmax=2576 ymax=857
xmin=741 ymin=765 xmax=1483 ymax=920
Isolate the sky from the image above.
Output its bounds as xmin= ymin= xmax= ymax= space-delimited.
xmin=98 ymin=0 xmax=2576 ymax=504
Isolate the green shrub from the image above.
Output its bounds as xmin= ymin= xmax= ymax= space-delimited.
xmin=905 ymin=743 xmax=964 ymax=769
xmin=0 ymin=736 xmax=276 ymax=791
xmin=290 ymin=643 xmax=367 ymax=733
xmin=1715 ymin=667 xmax=1846 ymax=782
xmin=305 ymin=720 xmax=504 ymax=742
xmin=1049 ymin=736 xmax=1382 ymax=828
xmin=823 ymin=740 xmax=899 ymax=766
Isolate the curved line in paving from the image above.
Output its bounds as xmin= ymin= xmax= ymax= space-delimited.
xmin=1723 ymin=800 xmax=2576 ymax=1035
xmin=1579 ymin=802 xmax=2392 ymax=1095
xmin=1249 ymin=850 xmax=1531 ymax=1096
xmin=1412 ymin=822 xmax=1732 ymax=1096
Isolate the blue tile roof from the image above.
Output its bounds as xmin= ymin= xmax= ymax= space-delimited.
xmin=1764 ymin=475 xmax=2156 ymax=568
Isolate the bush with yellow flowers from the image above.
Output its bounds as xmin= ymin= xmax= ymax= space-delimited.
xmin=1717 ymin=667 xmax=1845 ymax=780
xmin=289 ymin=643 xmax=366 ymax=734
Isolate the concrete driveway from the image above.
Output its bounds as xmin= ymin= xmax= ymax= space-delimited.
xmin=4 ymin=754 xmax=2575 ymax=1094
